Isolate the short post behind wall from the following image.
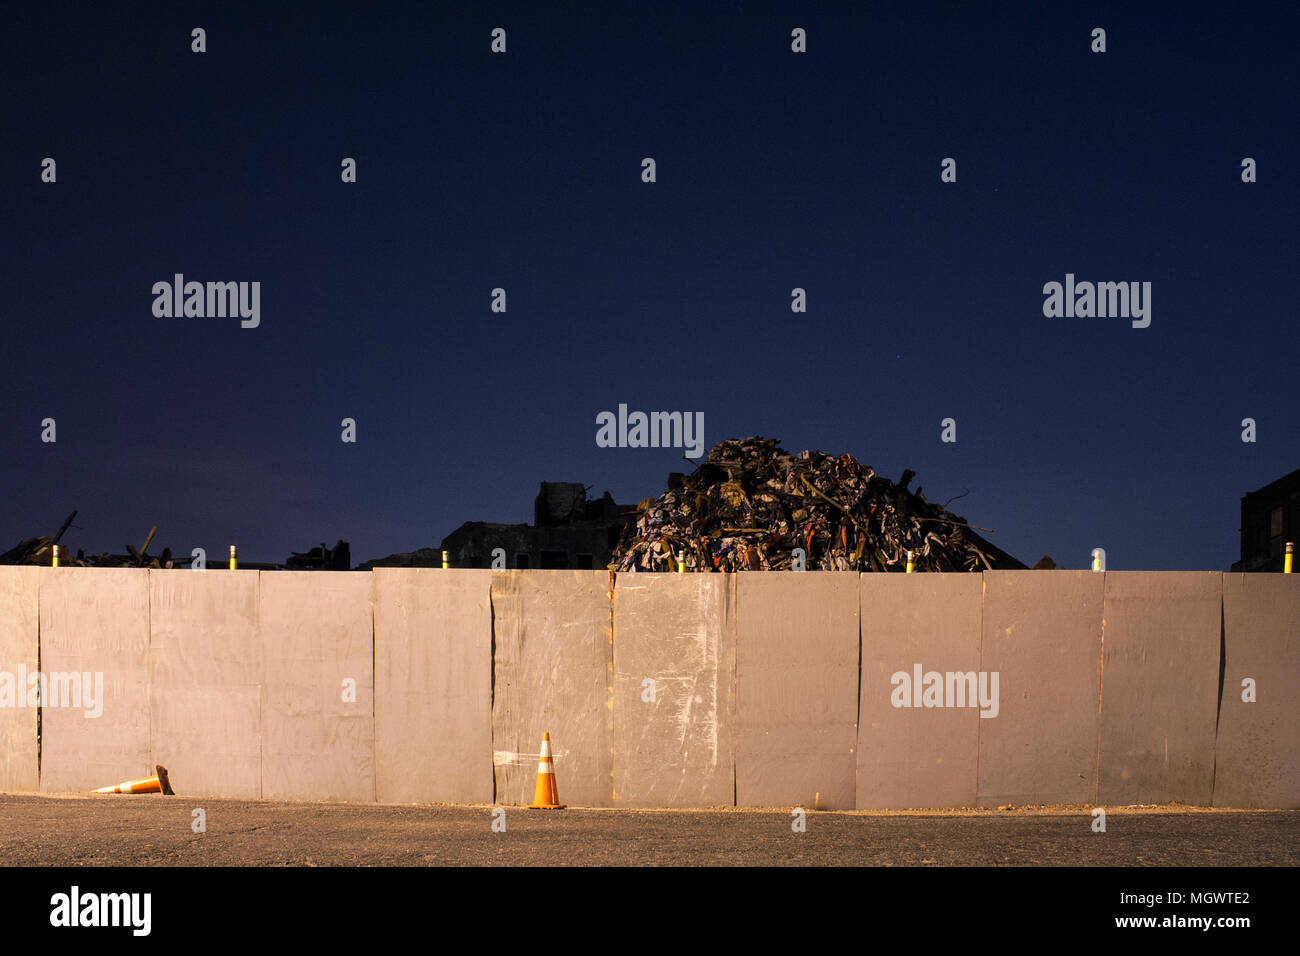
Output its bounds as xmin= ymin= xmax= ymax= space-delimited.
xmin=229 ymin=545 xmax=238 ymax=570
xmin=1285 ymin=542 xmax=1293 ymax=574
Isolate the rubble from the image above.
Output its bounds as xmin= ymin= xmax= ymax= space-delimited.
xmin=1 ymin=513 xmax=184 ymax=569
xmin=354 ymin=547 xmax=445 ymax=571
xmin=285 ymin=539 xmax=351 ymax=571
xmin=1 ymin=514 xmax=351 ymax=572
xmin=609 ymin=437 xmax=1024 ymax=573
xmin=0 ymin=510 xmax=77 ymax=566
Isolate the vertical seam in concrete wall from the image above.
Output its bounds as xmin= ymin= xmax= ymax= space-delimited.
xmin=608 ymin=569 xmax=617 ymax=801
xmin=975 ymin=574 xmax=985 ymax=803
xmin=489 ymin=580 xmax=497 ymax=805
xmin=1093 ymin=571 xmax=1107 ymax=805
xmin=855 ymin=572 xmax=862 ymax=803
xmin=256 ymin=570 xmax=263 ymax=800
xmin=370 ymin=573 xmax=377 ymax=803
xmin=1215 ymin=597 xmax=1226 ymax=734
xmin=1211 ymin=576 xmax=1226 ymax=801
xmin=731 ymin=573 xmax=738 ymax=807
xmin=36 ymin=568 xmax=42 ymax=786
xmin=731 ymin=572 xmax=739 ymax=807
xmin=147 ymin=569 xmax=154 ymax=770
xmin=732 ymin=573 xmax=738 ymax=806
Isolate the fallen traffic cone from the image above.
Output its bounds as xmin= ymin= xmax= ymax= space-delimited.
xmin=91 ymin=765 xmax=175 ymax=795
xmin=527 ymin=733 xmax=565 ymax=809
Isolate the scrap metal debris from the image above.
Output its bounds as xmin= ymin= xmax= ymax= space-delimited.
xmin=0 ymin=512 xmax=178 ymax=568
xmin=1 ymin=510 xmax=358 ymax=571
xmin=286 ymin=539 xmax=351 ymax=570
xmin=610 ymin=437 xmax=1022 ymax=572
xmin=0 ymin=509 xmax=77 ymax=566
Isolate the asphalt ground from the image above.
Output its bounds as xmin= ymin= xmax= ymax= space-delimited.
xmin=1 ymin=793 xmax=1295 ymax=866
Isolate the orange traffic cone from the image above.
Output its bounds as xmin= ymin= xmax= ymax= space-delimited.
xmin=527 ymin=733 xmax=565 ymax=809
xmin=91 ymin=765 xmax=174 ymax=795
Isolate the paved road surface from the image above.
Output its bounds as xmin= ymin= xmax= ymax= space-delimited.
xmin=1 ymin=794 xmax=1293 ymax=866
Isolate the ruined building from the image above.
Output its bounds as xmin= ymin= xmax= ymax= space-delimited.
xmin=438 ymin=482 xmax=638 ymax=570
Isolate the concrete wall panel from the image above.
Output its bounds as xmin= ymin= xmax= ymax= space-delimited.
xmin=858 ymin=574 xmax=982 ymax=809
xmin=1097 ymin=572 xmax=1220 ymax=806
xmin=490 ymin=570 xmax=613 ymax=807
xmin=373 ymin=569 xmax=492 ymax=804
xmin=38 ymin=568 xmax=151 ymax=792
xmin=977 ymin=571 xmax=1104 ymax=806
xmin=0 ymin=567 xmax=40 ymax=790
xmin=1215 ymin=574 xmax=1299 ymax=808
xmin=612 ymin=574 xmax=735 ymax=807
xmin=735 ymin=573 xmax=858 ymax=809
xmin=261 ymin=572 xmax=375 ymax=802
xmin=149 ymin=570 xmax=262 ymax=798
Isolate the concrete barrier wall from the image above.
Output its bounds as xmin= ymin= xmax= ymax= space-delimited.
xmin=0 ymin=567 xmax=39 ymax=790
xmin=735 ymin=573 xmax=858 ymax=809
xmin=260 ymin=572 xmax=375 ymax=802
xmin=38 ymin=568 xmax=151 ymax=793
xmin=858 ymin=574 xmax=983 ymax=809
xmin=149 ymin=570 xmax=262 ymax=798
xmin=1215 ymin=574 xmax=1300 ymax=809
xmin=490 ymin=570 xmax=613 ymax=807
xmin=1096 ymin=572 xmax=1221 ymax=806
xmin=372 ymin=569 xmax=493 ymax=804
xmin=977 ymin=571 xmax=1104 ymax=806
xmin=612 ymin=574 xmax=736 ymax=807
xmin=9 ymin=569 xmax=1296 ymax=808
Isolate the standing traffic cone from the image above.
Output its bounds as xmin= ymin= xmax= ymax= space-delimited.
xmin=91 ymin=765 xmax=175 ymax=795
xmin=527 ymin=733 xmax=566 ymax=809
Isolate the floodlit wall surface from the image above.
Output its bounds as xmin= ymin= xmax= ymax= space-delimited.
xmin=491 ymin=570 xmax=613 ymax=807
xmin=858 ymin=574 xmax=983 ymax=809
xmin=372 ymin=569 xmax=493 ymax=805
xmin=735 ymin=573 xmax=858 ymax=809
xmin=977 ymin=571 xmax=1104 ymax=806
xmin=149 ymin=570 xmax=262 ymax=798
xmin=260 ymin=572 xmax=375 ymax=802
xmin=0 ymin=567 xmax=40 ymax=790
xmin=9 ymin=569 xmax=1296 ymax=809
xmin=38 ymin=568 xmax=151 ymax=793
xmin=1096 ymin=573 xmax=1221 ymax=806
xmin=1215 ymin=575 xmax=1300 ymax=808
xmin=612 ymin=574 xmax=736 ymax=807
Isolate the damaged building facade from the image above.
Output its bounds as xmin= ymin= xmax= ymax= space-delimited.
xmin=1231 ymin=466 xmax=1300 ymax=572
xmin=438 ymin=482 xmax=638 ymax=570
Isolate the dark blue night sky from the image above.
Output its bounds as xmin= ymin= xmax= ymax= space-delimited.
xmin=4 ymin=1 xmax=1297 ymax=569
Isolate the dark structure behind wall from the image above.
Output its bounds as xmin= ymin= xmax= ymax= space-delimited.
xmin=440 ymin=482 xmax=638 ymax=570
xmin=1231 ymin=466 xmax=1300 ymax=572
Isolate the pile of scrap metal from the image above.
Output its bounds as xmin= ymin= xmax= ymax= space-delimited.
xmin=610 ymin=437 xmax=1024 ymax=572
xmin=0 ymin=512 xmax=182 ymax=568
